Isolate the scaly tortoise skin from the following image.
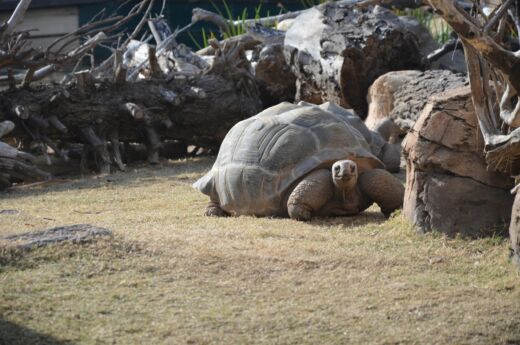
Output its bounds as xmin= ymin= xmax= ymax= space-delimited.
xmin=193 ymin=102 xmax=404 ymax=220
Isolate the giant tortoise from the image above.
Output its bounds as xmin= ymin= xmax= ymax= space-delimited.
xmin=193 ymin=102 xmax=404 ymax=221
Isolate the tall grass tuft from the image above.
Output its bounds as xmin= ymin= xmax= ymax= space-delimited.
xmin=394 ymin=7 xmax=453 ymax=44
xmin=189 ymin=0 xmax=271 ymax=49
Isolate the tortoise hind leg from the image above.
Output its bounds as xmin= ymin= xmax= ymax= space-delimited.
xmin=358 ymin=169 xmax=404 ymax=218
xmin=287 ymin=169 xmax=334 ymax=221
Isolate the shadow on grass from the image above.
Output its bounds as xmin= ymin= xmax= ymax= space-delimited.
xmin=309 ymin=210 xmax=387 ymax=228
xmin=0 ymin=156 xmax=215 ymax=200
xmin=0 ymin=319 xmax=74 ymax=345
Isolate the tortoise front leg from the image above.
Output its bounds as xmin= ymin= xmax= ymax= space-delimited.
xmin=357 ymin=169 xmax=404 ymax=218
xmin=287 ymin=169 xmax=334 ymax=221
xmin=205 ymin=198 xmax=229 ymax=217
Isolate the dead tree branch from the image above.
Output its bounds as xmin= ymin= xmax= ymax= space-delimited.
xmin=1 ymin=0 xmax=32 ymax=39
xmin=428 ymin=0 xmax=520 ymax=174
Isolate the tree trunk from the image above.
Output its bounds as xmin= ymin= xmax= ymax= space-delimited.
xmin=0 ymin=41 xmax=262 ymax=175
xmin=403 ymin=87 xmax=514 ymax=237
xmin=0 ymin=141 xmax=51 ymax=189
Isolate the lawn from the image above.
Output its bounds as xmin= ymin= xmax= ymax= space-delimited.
xmin=0 ymin=157 xmax=519 ymax=345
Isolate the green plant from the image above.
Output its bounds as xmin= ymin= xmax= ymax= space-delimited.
xmin=188 ymin=27 xmax=217 ymax=51
xmin=189 ymin=0 xmax=273 ymax=49
xmin=394 ymin=7 xmax=453 ymax=44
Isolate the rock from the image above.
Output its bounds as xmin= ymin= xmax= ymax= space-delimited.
xmin=0 ymin=121 xmax=15 ymax=138
xmin=398 ymin=16 xmax=467 ymax=74
xmin=0 ymin=209 xmax=19 ymax=215
xmin=255 ymin=43 xmax=296 ymax=107
xmin=366 ymin=70 xmax=468 ymax=141
xmin=276 ymin=19 xmax=295 ymax=31
xmin=0 ymin=224 xmax=112 ymax=249
xmin=403 ymin=87 xmax=514 ymax=236
xmin=284 ymin=4 xmax=425 ymax=117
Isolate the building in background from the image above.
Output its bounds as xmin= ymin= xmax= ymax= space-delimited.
xmin=0 ymin=0 xmax=304 ymax=51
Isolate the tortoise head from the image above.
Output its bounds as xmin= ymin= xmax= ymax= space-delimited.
xmin=332 ymin=160 xmax=358 ymax=192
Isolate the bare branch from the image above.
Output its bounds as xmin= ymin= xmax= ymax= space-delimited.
xmin=483 ymin=0 xmax=514 ymax=33
xmin=191 ymin=8 xmax=232 ymax=36
xmin=428 ymin=0 xmax=520 ymax=94
xmin=123 ymin=0 xmax=155 ymax=46
xmin=3 ymin=0 xmax=32 ymax=38
xmin=427 ymin=38 xmax=462 ymax=63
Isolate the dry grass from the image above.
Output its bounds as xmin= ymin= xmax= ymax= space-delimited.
xmin=0 ymin=157 xmax=519 ymax=345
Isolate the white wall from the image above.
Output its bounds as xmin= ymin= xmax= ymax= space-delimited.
xmin=0 ymin=7 xmax=79 ymax=51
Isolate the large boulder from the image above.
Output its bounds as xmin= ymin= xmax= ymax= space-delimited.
xmin=398 ymin=16 xmax=467 ymax=74
xmin=365 ymin=70 xmax=468 ymax=142
xmin=255 ymin=43 xmax=296 ymax=107
xmin=403 ymin=87 xmax=514 ymax=237
xmin=284 ymin=3 xmax=425 ymax=117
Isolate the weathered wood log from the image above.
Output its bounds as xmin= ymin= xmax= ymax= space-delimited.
xmin=0 ymin=140 xmax=52 ymax=189
xmin=0 ymin=120 xmax=51 ymax=187
xmin=284 ymin=3 xmax=426 ymax=117
xmin=0 ymin=41 xmax=262 ymax=174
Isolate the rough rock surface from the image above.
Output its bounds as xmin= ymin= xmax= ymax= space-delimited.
xmin=366 ymin=70 xmax=468 ymax=141
xmin=403 ymin=87 xmax=514 ymax=236
xmin=255 ymin=43 xmax=296 ymax=107
xmin=0 ymin=224 xmax=112 ymax=249
xmin=284 ymin=3 xmax=425 ymax=117
xmin=398 ymin=16 xmax=467 ymax=73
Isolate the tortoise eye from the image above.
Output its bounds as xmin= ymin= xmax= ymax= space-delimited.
xmin=334 ymin=165 xmax=340 ymax=173
xmin=350 ymin=166 xmax=356 ymax=173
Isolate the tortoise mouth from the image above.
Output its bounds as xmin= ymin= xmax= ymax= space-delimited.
xmin=334 ymin=173 xmax=355 ymax=181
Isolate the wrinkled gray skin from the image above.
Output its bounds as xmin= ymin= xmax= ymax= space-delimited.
xmin=194 ymin=102 xmax=404 ymax=220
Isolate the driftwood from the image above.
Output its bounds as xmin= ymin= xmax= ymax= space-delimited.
xmin=283 ymin=3 xmax=426 ymax=117
xmin=0 ymin=40 xmax=261 ymax=175
xmin=0 ymin=1 xmax=262 ymax=181
xmin=0 ymin=120 xmax=51 ymax=188
xmin=0 ymin=0 xmax=444 ymax=185
xmin=0 ymin=141 xmax=51 ymax=189
xmin=427 ymin=0 xmax=520 ymax=175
